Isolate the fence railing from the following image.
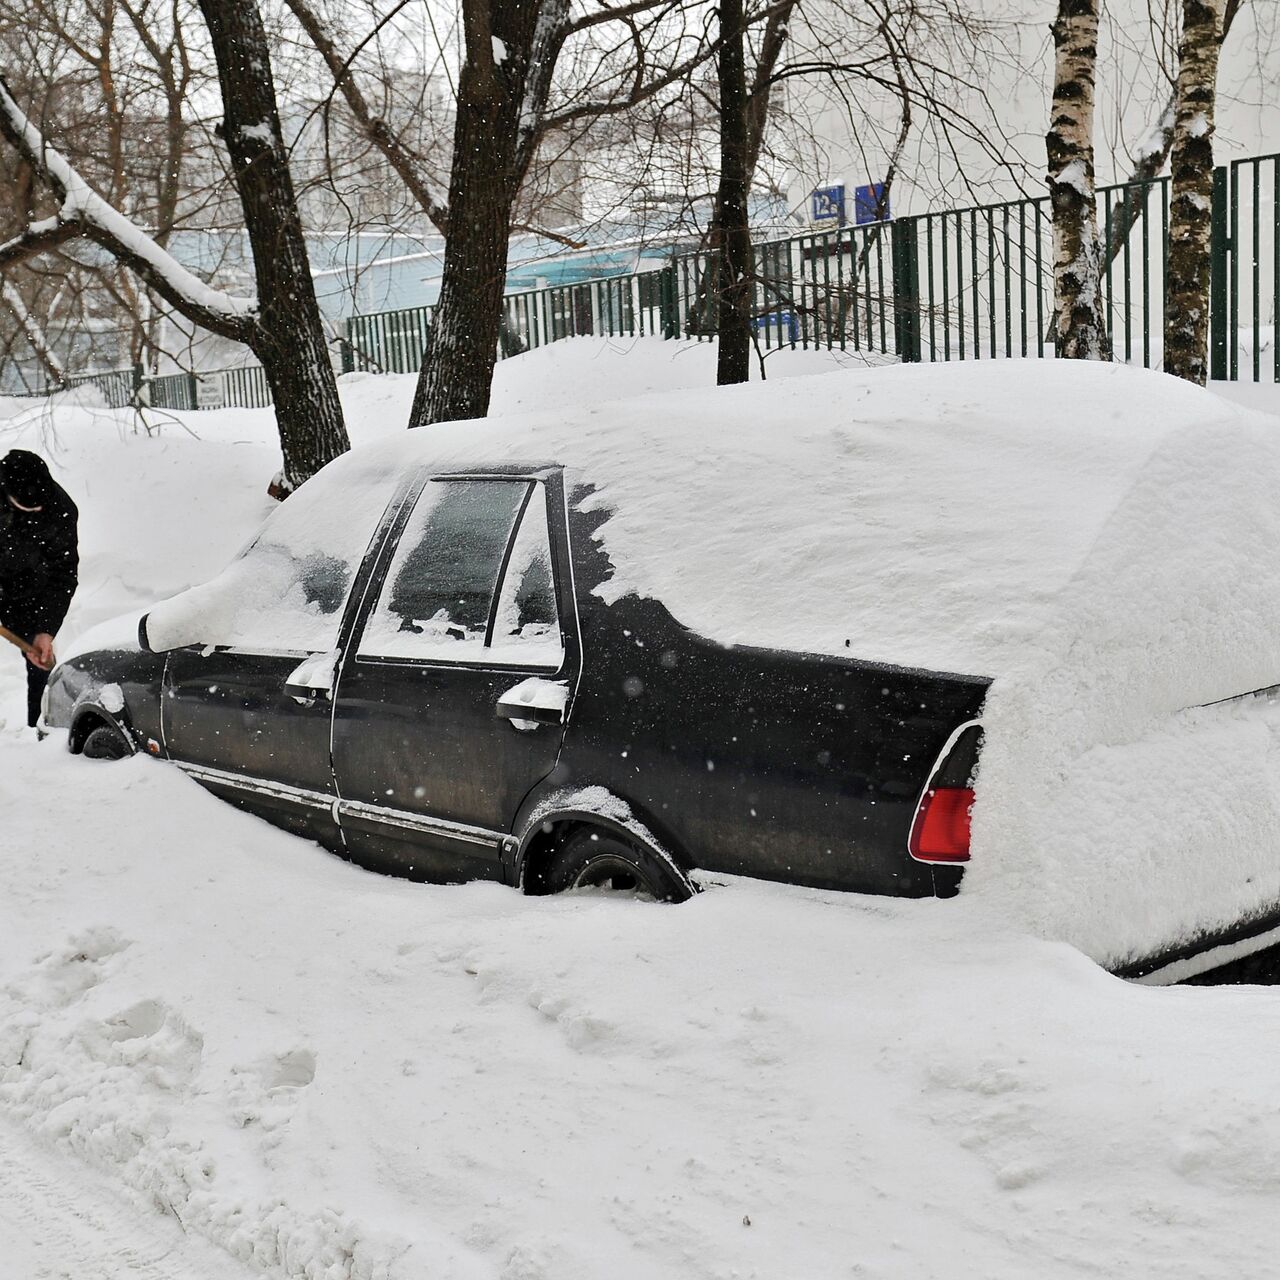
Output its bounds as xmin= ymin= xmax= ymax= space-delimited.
xmin=53 ymin=362 xmax=276 ymax=411
xmin=41 ymin=153 xmax=1280 ymax=407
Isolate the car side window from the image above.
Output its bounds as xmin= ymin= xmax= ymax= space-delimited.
xmin=358 ymin=478 xmax=564 ymax=668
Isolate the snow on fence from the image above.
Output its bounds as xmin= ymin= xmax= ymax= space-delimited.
xmin=36 ymin=153 xmax=1280 ymax=407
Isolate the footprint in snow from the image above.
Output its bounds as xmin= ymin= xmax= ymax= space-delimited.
xmin=6 ymin=926 xmax=131 ymax=1011
xmin=227 ymin=1048 xmax=317 ymax=1141
xmin=91 ymin=997 xmax=205 ymax=1090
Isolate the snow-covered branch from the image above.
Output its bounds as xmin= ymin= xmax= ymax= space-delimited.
xmin=0 ymin=75 xmax=257 ymax=342
xmin=0 ymin=216 xmax=85 ymax=271
xmin=0 ymin=278 xmax=65 ymax=383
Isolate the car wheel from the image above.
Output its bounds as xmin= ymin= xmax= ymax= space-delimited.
xmin=80 ymin=724 xmax=132 ymax=761
xmin=543 ymin=827 xmax=693 ymax=902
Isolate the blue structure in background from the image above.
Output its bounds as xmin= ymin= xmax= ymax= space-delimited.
xmin=854 ymin=183 xmax=890 ymax=225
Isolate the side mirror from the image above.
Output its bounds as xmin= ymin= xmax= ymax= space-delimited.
xmin=137 ymin=613 xmax=153 ymax=653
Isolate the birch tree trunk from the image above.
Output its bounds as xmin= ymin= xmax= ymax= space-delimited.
xmin=1046 ymin=0 xmax=1110 ymax=360
xmin=716 ymin=0 xmax=753 ymax=386
xmin=198 ymin=0 xmax=350 ymax=491
xmin=1163 ymin=0 xmax=1223 ymax=385
xmin=1104 ymin=0 xmax=1239 ymax=270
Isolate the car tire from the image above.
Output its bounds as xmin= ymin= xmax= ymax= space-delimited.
xmin=81 ymin=723 xmax=132 ymax=761
xmin=543 ymin=827 xmax=694 ymax=902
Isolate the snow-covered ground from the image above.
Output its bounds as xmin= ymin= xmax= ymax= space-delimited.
xmin=4 ymin=341 xmax=1280 ymax=1278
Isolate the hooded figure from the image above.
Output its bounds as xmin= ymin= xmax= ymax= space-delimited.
xmin=0 ymin=450 xmax=78 ymax=726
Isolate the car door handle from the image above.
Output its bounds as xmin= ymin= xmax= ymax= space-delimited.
xmin=496 ymin=677 xmax=569 ymax=727
xmin=284 ymin=651 xmax=338 ymax=707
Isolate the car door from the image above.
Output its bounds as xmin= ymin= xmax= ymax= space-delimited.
xmin=330 ymin=469 xmax=579 ymax=881
xmin=156 ymin=456 xmax=409 ymax=846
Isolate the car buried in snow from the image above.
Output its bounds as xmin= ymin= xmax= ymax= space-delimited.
xmin=43 ymin=361 xmax=1280 ymax=985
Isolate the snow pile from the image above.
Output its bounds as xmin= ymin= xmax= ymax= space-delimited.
xmin=5 ymin=341 xmax=1280 ymax=1275
xmin=5 ymin=741 xmax=1280 ymax=1279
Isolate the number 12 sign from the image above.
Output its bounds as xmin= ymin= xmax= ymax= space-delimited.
xmin=810 ymin=185 xmax=846 ymax=225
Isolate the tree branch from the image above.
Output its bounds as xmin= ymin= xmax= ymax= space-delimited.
xmin=0 ymin=216 xmax=85 ymax=271
xmin=0 ymin=74 xmax=257 ymax=342
xmin=281 ymin=0 xmax=450 ymax=233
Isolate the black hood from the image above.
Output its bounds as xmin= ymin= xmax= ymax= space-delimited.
xmin=0 ymin=450 xmax=56 ymax=509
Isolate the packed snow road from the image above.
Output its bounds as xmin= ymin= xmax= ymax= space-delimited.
xmin=3 ymin=346 xmax=1280 ymax=1277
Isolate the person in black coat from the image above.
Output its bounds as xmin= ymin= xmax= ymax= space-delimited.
xmin=0 ymin=451 xmax=79 ymax=727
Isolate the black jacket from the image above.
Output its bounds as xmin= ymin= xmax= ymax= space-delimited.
xmin=0 ymin=471 xmax=78 ymax=637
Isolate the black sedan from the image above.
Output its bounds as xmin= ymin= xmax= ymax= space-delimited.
xmin=47 ymin=452 xmax=984 ymax=901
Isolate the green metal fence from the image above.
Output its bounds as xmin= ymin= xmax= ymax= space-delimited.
xmin=40 ymin=153 xmax=1280 ymax=407
xmin=341 ymin=157 xmax=1276 ymax=382
xmin=52 ymin=363 xmax=276 ymax=411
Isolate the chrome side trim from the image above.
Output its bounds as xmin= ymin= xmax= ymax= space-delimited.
xmin=177 ymin=763 xmax=502 ymax=851
xmin=336 ymin=798 xmax=504 ymax=849
xmin=177 ymin=761 xmax=334 ymax=813
xmin=1127 ymin=921 xmax=1280 ymax=986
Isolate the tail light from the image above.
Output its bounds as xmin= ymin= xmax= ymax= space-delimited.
xmin=908 ymin=722 xmax=982 ymax=865
xmin=909 ymin=787 xmax=974 ymax=862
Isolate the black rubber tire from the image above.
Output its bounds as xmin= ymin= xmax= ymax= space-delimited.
xmin=81 ymin=724 xmax=132 ymax=761
xmin=543 ymin=827 xmax=693 ymax=902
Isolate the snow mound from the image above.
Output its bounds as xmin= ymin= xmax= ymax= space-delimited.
xmin=136 ymin=356 xmax=1280 ymax=967
xmin=269 ymin=359 xmax=1267 ymax=688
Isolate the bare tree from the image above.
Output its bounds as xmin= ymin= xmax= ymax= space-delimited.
xmin=1163 ymin=0 xmax=1223 ymax=383
xmin=1 ymin=275 xmax=63 ymax=382
xmin=196 ymin=0 xmax=348 ymax=490
xmin=283 ymin=0 xmax=728 ymax=426
xmin=1103 ymin=0 xmax=1241 ymax=267
xmin=0 ymin=0 xmax=350 ymax=491
xmin=0 ymin=0 xmax=221 ymax=373
xmin=1047 ymin=0 xmax=1109 ymax=360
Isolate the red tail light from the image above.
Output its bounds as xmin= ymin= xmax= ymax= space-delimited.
xmin=909 ymin=787 xmax=974 ymax=863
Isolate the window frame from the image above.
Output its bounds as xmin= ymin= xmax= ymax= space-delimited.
xmin=347 ymin=466 xmax=576 ymax=676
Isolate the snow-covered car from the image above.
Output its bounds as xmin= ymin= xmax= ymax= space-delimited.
xmin=44 ymin=361 xmax=1280 ymax=984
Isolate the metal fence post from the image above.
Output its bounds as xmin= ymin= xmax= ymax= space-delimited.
xmin=660 ymin=265 xmax=680 ymax=339
xmin=891 ymin=218 xmax=922 ymax=363
xmin=340 ymin=322 xmax=355 ymax=374
xmin=1209 ymin=165 xmax=1230 ymax=382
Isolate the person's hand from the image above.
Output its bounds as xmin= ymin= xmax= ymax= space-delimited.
xmin=27 ymin=633 xmax=54 ymax=671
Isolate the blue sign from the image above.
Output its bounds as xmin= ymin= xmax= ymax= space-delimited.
xmin=752 ymin=309 xmax=801 ymax=343
xmin=810 ymin=185 xmax=845 ymax=225
xmin=854 ymin=183 xmax=890 ymax=225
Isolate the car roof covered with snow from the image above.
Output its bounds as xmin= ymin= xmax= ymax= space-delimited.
xmin=327 ymin=360 xmax=1277 ymax=696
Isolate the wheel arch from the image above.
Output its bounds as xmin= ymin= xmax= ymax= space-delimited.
xmin=68 ymin=702 xmax=137 ymax=756
xmin=511 ymin=785 xmax=694 ymax=896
